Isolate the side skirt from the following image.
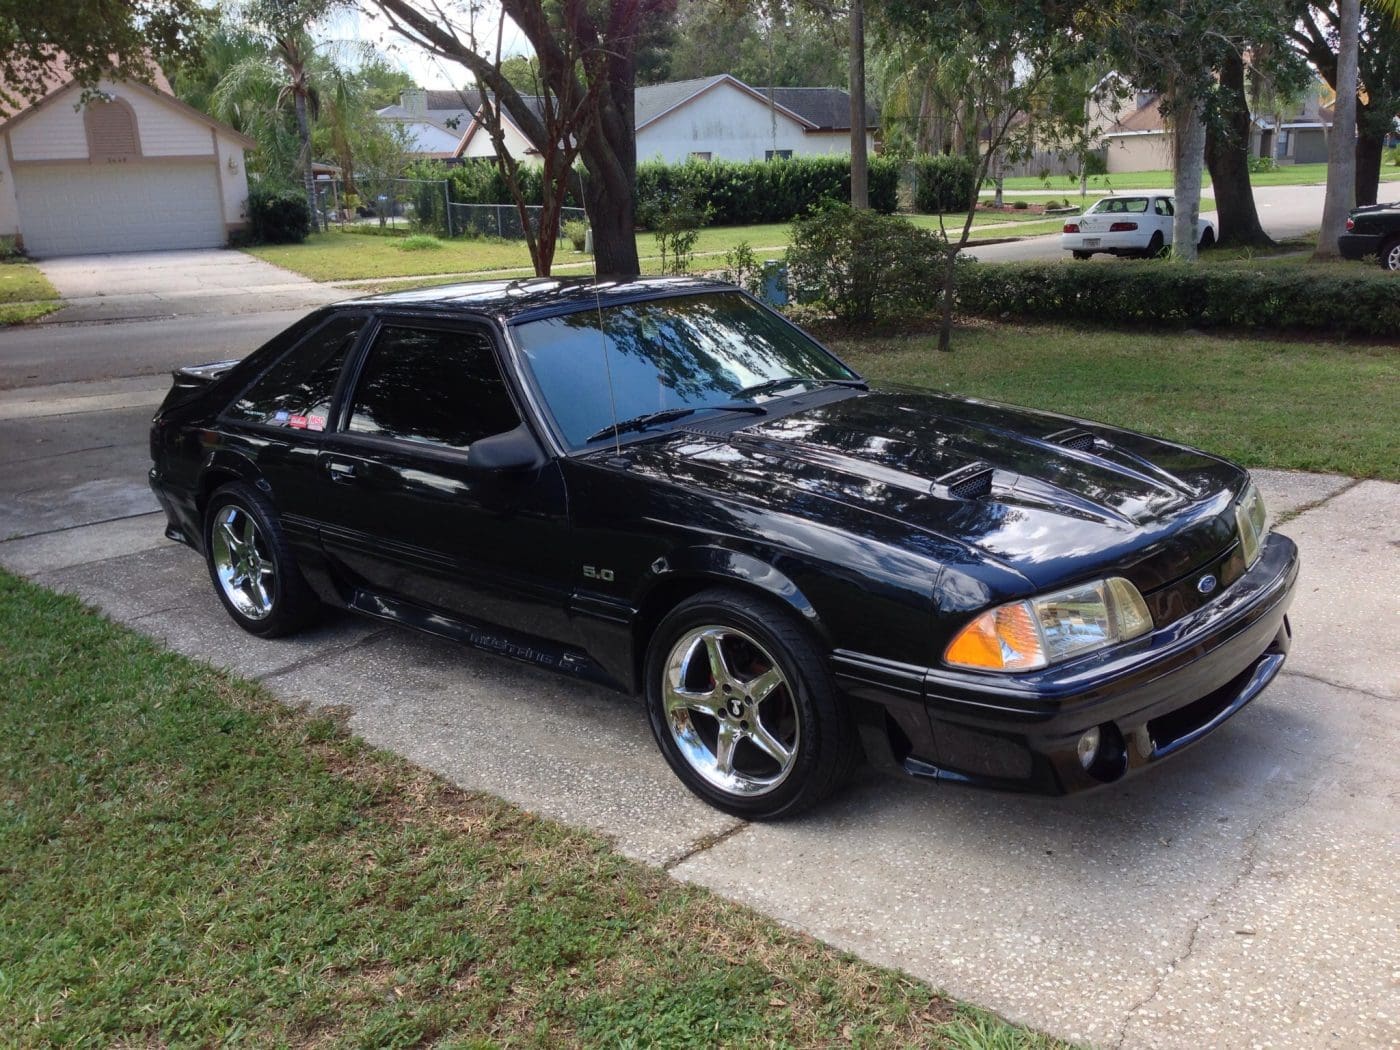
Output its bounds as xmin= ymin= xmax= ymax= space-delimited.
xmin=346 ymin=589 xmax=625 ymax=692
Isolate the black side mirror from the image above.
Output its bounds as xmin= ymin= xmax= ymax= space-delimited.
xmin=466 ymin=424 xmax=545 ymax=473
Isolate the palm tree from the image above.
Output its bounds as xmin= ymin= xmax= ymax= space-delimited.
xmin=211 ymin=25 xmax=327 ymax=229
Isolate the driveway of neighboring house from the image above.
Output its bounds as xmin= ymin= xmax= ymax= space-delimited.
xmin=36 ymin=248 xmax=344 ymax=324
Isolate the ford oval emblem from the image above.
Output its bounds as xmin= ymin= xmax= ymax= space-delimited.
xmin=1197 ymin=574 xmax=1218 ymax=595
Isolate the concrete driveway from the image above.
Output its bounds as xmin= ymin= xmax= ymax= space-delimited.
xmin=0 ymin=374 xmax=1396 ymax=1049
xmin=37 ymin=248 xmax=342 ymax=324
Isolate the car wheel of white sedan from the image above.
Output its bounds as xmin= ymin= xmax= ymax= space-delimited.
xmin=1199 ymin=227 xmax=1216 ymax=250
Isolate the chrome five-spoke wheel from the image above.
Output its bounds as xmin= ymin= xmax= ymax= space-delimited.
xmin=663 ymin=625 xmax=800 ymax=796
xmin=211 ymin=504 xmax=274 ymax=620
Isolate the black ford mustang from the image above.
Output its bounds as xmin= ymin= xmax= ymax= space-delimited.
xmin=149 ymin=278 xmax=1298 ymax=819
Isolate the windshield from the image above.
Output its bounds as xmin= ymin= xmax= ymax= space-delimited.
xmin=511 ymin=291 xmax=857 ymax=449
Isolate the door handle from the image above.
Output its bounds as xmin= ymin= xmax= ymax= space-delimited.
xmin=326 ymin=460 xmax=357 ymax=483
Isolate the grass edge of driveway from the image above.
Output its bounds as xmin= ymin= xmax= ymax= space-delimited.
xmin=0 ymin=569 xmax=1067 ymax=1049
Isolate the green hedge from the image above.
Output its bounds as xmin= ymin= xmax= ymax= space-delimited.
xmin=955 ymin=261 xmax=1400 ymax=336
xmin=911 ymin=154 xmax=977 ymax=213
xmin=636 ymin=156 xmax=899 ymax=226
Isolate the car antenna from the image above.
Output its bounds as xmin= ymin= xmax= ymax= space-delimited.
xmin=579 ymin=170 xmax=622 ymax=457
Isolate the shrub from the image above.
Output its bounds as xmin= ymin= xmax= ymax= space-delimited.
xmin=0 ymin=235 xmax=21 ymax=262
xmin=1013 ymin=200 xmax=1029 ymax=210
xmin=1384 ymin=145 xmax=1400 ymax=168
xmin=562 ymin=219 xmax=588 ymax=252
xmin=786 ymin=204 xmax=946 ymax=323
xmin=911 ymin=154 xmax=977 ymax=213
xmin=1083 ymin=150 xmax=1109 ymax=177
xmin=399 ymin=235 xmax=444 ymax=251
xmin=635 ymin=156 xmax=899 ymax=226
xmin=247 ymin=185 xmax=311 ymax=244
xmin=1248 ymin=155 xmax=1279 ymax=174
xmin=447 ymin=159 xmax=583 ymax=209
xmin=953 ymin=260 xmax=1400 ymax=337
xmin=638 ymin=185 xmax=710 ymax=274
xmin=722 ymin=241 xmax=763 ymax=295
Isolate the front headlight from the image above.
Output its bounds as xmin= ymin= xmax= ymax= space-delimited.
xmin=1235 ymin=481 xmax=1269 ymax=567
xmin=944 ymin=577 xmax=1153 ymax=673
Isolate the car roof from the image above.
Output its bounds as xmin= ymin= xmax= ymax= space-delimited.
xmin=334 ymin=275 xmax=735 ymax=324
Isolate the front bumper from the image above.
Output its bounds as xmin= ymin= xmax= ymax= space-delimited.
xmin=1338 ymin=232 xmax=1383 ymax=261
xmin=839 ymin=532 xmax=1299 ymax=795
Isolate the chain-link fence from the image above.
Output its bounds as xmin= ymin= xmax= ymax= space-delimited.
xmin=311 ymin=180 xmax=587 ymax=244
xmin=314 ymin=178 xmax=455 ymax=237
xmin=449 ymin=203 xmax=587 ymax=241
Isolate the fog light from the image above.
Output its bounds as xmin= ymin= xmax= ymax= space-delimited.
xmin=1077 ymin=727 xmax=1101 ymax=770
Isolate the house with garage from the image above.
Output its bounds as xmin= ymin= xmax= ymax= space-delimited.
xmin=449 ymin=74 xmax=877 ymax=165
xmin=0 ymin=59 xmax=255 ymax=257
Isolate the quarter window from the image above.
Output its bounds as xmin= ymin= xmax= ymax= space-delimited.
xmin=346 ymin=324 xmax=518 ymax=450
xmin=228 ymin=314 xmax=363 ymax=429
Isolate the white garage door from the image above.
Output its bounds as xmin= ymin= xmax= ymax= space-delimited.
xmin=15 ymin=161 xmax=226 ymax=258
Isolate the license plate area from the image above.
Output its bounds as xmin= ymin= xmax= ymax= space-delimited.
xmin=1083 ymin=237 xmax=1101 ymax=247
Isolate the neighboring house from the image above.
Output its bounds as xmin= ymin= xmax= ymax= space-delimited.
xmin=375 ymin=88 xmax=480 ymax=158
xmin=0 ymin=59 xmax=254 ymax=257
xmin=1089 ymin=88 xmax=1174 ymax=174
xmin=1250 ymin=85 xmax=1334 ymax=165
xmin=451 ymin=74 xmax=878 ymax=166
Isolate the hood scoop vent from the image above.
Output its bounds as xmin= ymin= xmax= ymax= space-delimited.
xmin=1048 ymin=427 xmax=1101 ymax=453
xmin=936 ymin=461 xmax=995 ymax=500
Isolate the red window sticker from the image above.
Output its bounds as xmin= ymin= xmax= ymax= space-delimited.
xmin=288 ymin=414 xmax=308 ymax=429
xmin=307 ymin=415 xmax=326 ymax=432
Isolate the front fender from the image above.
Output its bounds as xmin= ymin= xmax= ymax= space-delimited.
xmin=646 ymin=544 xmax=824 ymax=636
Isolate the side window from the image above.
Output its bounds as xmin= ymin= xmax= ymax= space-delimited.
xmin=228 ymin=314 xmax=362 ymax=430
xmin=346 ymin=324 xmax=519 ymax=450
xmin=1155 ymin=198 xmax=1174 ymax=216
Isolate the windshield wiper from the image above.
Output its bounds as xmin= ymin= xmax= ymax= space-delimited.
xmin=734 ymin=376 xmax=868 ymax=399
xmin=585 ymin=403 xmax=766 ymax=444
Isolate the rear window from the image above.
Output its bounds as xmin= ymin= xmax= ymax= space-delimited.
xmin=227 ymin=314 xmax=362 ymax=430
xmin=1090 ymin=197 xmax=1150 ymax=215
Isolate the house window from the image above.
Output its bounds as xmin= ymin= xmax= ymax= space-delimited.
xmin=84 ymin=98 xmax=140 ymax=163
xmin=688 ymin=151 xmax=712 ymax=163
xmin=764 ymin=149 xmax=793 ymax=161
xmin=1278 ymin=130 xmax=1293 ymax=159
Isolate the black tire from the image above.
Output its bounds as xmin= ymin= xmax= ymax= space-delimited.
xmin=203 ymin=481 xmax=320 ymax=638
xmin=1072 ymin=251 xmax=1092 ymax=261
xmin=644 ymin=588 xmax=861 ymax=820
xmin=1198 ymin=226 xmax=1216 ymax=250
xmin=1145 ymin=231 xmax=1165 ymax=258
xmin=1382 ymin=236 xmax=1400 ymax=272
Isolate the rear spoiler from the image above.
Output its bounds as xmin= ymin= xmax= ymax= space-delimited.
xmin=160 ymin=360 xmax=242 ymax=411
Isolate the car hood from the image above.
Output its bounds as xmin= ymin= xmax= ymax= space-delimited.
xmin=633 ymin=388 xmax=1246 ymax=594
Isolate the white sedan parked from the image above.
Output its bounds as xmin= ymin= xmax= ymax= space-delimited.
xmin=1060 ymin=195 xmax=1216 ymax=259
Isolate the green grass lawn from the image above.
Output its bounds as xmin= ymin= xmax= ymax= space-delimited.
xmin=0 ymin=261 xmax=61 ymax=324
xmin=248 ymin=209 xmax=1073 ymax=284
xmin=992 ymin=162 xmax=1400 ymax=193
xmin=0 ymin=569 xmax=1063 ymax=1048
xmin=831 ymin=321 xmax=1399 ymax=481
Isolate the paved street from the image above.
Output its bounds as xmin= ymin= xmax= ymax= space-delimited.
xmin=0 ymin=353 xmax=1395 ymax=1048
xmin=967 ymin=184 xmax=1329 ymax=263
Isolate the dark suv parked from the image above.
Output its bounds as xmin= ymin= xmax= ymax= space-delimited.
xmin=1338 ymin=201 xmax=1400 ymax=271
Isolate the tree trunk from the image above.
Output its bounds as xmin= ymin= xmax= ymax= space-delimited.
xmin=293 ymin=89 xmax=319 ymax=233
xmin=1355 ymin=113 xmax=1383 ymax=207
xmin=1171 ymin=93 xmax=1207 ymax=263
xmin=1315 ymin=0 xmax=1359 ymax=260
xmin=577 ymin=49 xmax=639 ymax=275
xmin=848 ymin=0 xmax=867 ymax=209
xmin=1204 ymin=51 xmax=1272 ymax=248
